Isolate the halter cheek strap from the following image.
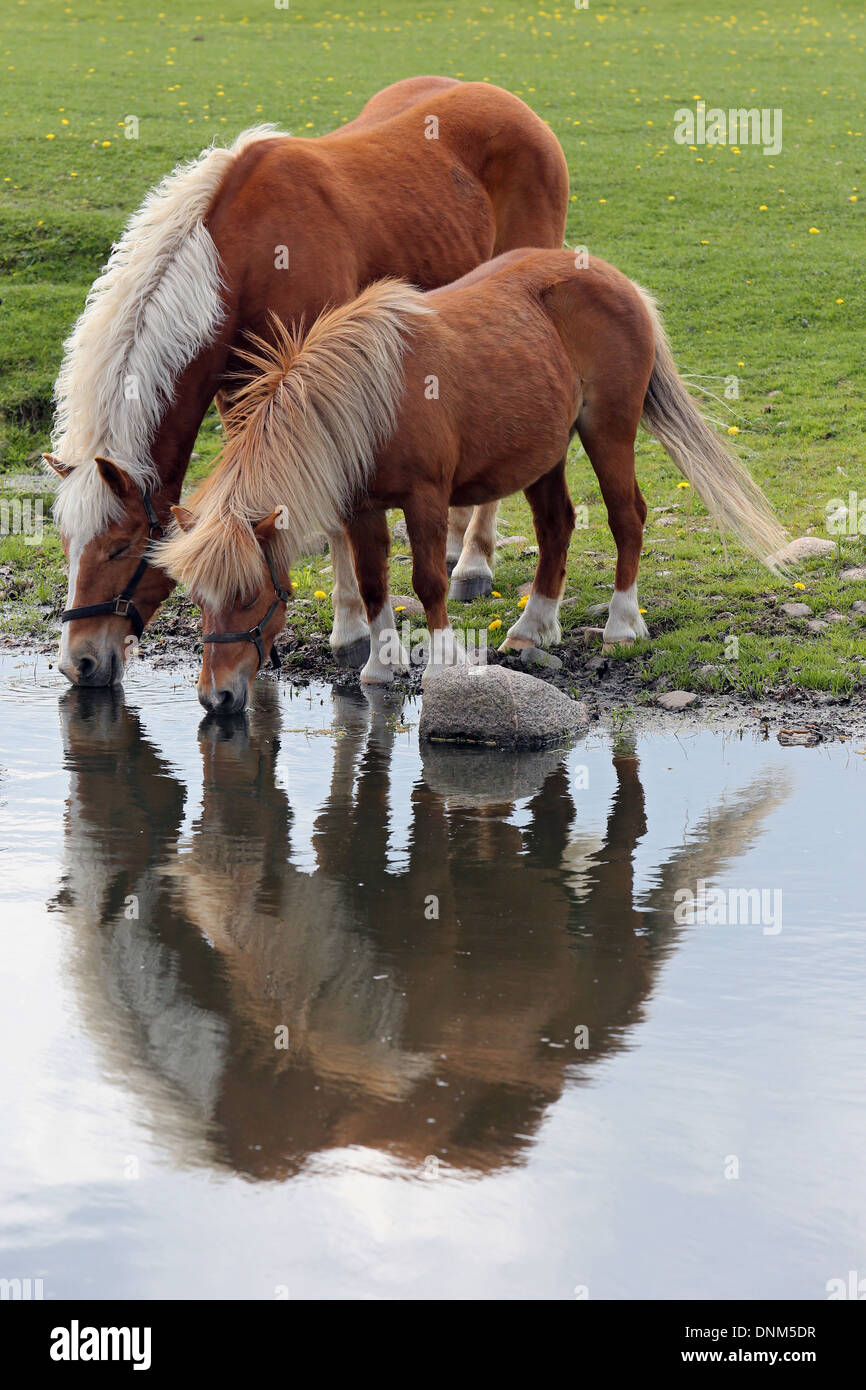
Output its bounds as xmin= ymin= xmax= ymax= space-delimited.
xmin=61 ymin=489 xmax=164 ymax=640
xmin=202 ymin=548 xmax=289 ymax=673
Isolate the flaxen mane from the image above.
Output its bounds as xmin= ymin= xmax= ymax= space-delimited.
xmin=51 ymin=126 xmax=284 ymax=542
xmin=155 ymin=282 xmax=432 ymax=606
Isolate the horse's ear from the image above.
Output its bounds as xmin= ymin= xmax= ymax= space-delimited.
xmin=254 ymin=511 xmax=281 ymax=546
xmin=170 ymin=505 xmax=197 ymax=534
xmin=42 ymin=453 xmax=73 ymax=479
xmin=95 ymin=456 xmax=134 ymax=499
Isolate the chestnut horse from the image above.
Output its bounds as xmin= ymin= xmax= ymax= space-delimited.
xmin=158 ymin=248 xmax=785 ymax=712
xmin=45 ymin=77 xmax=568 ymax=685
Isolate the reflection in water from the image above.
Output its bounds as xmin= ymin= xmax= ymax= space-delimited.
xmin=51 ymin=683 xmax=790 ymax=1181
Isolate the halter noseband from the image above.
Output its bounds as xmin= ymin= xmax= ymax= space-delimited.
xmin=202 ymin=547 xmax=289 ymax=672
xmin=61 ymin=488 xmax=165 ymax=641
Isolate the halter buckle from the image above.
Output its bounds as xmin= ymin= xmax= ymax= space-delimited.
xmin=113 ymin=598 xmax=132 ymax=617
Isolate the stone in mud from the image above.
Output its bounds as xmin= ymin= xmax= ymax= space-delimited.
xmin=841 ymin=567 xmax=866 ymax=583
xmin=419 ymin=664 xmax=588 ymax=749
xmin=657 ymin=690 xmax=698 ymax=711
xmin=520 ymin=645 xmax=563 ymax=671
xmin=770 ymin=536 xmax=837 ymax=565
xmin=779 ymin=602 xmax=813 ymax=618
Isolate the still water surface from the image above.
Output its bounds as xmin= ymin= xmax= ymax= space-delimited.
xmin=1 ymin=653 xmax=864 ymax=1299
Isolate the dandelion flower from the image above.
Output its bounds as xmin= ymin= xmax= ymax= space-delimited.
xmin=491 ymin=590 xmax=501 ymax=598
xmin=794 ymin=582 xmax=806 ymax=591
xmin=313 ymin=589 xmax=327 ymax=599
xmin=808 ymin=227 xmax=820 ymax=234
xmin=727 ymin=426 xmax=740 ymax=435
xmin=677 ymin=479 xmax=691 ymax=488
xmin=488 ymin=618 xmax=502 ymax=631
xmin=518 ymin=596 xmax=529 ymax=609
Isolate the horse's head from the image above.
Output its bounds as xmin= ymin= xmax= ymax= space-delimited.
xmin=165 ymin=505 xmax=290 ymax=715
xmin=48 ymin=453 xmax=173 ymax=686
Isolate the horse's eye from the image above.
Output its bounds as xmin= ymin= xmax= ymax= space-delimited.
xmin=239 ymin=594 xmax=259 ymax=612
xmin=109 ymin=542 xmax=131 ymax=561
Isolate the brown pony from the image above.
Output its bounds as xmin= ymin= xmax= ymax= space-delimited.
xmin=158 ymin=248 xmax=786 ymax=712
xmin=45 ymin=77 xmax=568 ymax=685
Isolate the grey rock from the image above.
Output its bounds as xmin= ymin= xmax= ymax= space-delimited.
xmin=585 ymin=601 xmax=609 ymax=618
xmin=779 ymin=602 xmax=813 ymax=618
xmin=852 ymin=600 xmax=866 ymax=615
xmin=770 ymin=536 xmax=837 ymax=565
xmin=841 ymin=567 xmax=866 ymax=583
xmin=807 ymin=619 xmax=829 ymax=634
xmin=520 ymin=646 xmax=563 ymax=671
xmin=495 ymin=534 xmax=529 ymax=550
xmin=390 ymin=594 xmax=425 ymax=618
xmin=392 ymin=518 xmax=410 ymax=544
xmin=657 ymin=690 xmax=698 ymax=711
xmin=419 ymin=665 xmax=588 ymax=749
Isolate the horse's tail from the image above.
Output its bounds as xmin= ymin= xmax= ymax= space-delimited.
xmin=156 ymin=282 xmax=431 ymax=605
xmin=634 ymin=284 xmax=787 ymax=571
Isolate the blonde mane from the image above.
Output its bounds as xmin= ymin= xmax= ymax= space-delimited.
xmin=155 ymin=282 xmax=433 ymax=607
xmin=51 ymin=125 xmax=285 ymax=542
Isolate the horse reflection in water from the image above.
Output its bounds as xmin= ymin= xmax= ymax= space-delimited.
xmin=53 ymin=685 xmax=790 ymax=1178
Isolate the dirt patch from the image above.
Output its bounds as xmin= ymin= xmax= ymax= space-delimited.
xmin=10 ymin=612 xmax=866 ymax=741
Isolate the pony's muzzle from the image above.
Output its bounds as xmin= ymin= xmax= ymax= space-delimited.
xmin=197 ymin=677 xmax=248 ymax=716
xmin=59 ymin=645 xmax=122 ymax=687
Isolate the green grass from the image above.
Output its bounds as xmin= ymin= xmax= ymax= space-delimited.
xmin=1 ymin=0 xmax=864 ymax=694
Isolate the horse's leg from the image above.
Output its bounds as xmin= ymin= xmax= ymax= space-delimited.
xmin=402 ymin=494 xmax=466 ymax=681
xmin=502 ymin=459 xmax=574 ymax=651
xmin=326 ymin=527 xmax=371 ymax=667
xmin=448 ymin=500 xmax=498 ymax=602
xmin=344 ymin=510 xmax=409 ymax=685
xmin=445 ymin=506 xmax=473 ymax=575
xmin=576 ymin=418 xmax=649 ymax=645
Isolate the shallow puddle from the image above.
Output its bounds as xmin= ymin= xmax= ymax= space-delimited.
xmin=0 ymin=653 xmax=864 ymax=1299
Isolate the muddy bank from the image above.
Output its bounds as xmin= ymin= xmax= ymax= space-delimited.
xmin=6 ymin=617 xmax=866 ymax=741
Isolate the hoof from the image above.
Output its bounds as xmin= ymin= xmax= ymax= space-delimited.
xmin=333 ymin=636 xmax=371 ymax=668
xmin=499 ymin=635 xmax=534 ymax=653
xmin=448 ymin=574 xmax=493 ymax=603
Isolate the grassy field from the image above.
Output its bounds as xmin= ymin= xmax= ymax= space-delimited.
xmin=1 ymin=0 xmax=864 ymax=697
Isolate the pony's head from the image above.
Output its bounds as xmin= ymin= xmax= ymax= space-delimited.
xmin=48 ymin=453 xmax=174 ymax=686
xmin=160 ymin=504 xmax=291 ymax=715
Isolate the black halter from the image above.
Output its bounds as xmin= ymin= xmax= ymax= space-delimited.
xmin=202 ymin=547 xmax=289 ymax=672
xmin=61 ymin=488 xmax=164 ymax=641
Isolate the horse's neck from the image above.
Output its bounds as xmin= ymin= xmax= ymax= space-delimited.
xmin=146 ymin=336 xmax=236 ymax=501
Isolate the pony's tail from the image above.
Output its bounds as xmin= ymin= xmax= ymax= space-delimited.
xmin=635 ymin=285 xmax=787 ymax=571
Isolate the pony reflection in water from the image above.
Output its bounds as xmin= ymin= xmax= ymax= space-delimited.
xmin=52 ymin=686 xmax=790 ymax=1179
